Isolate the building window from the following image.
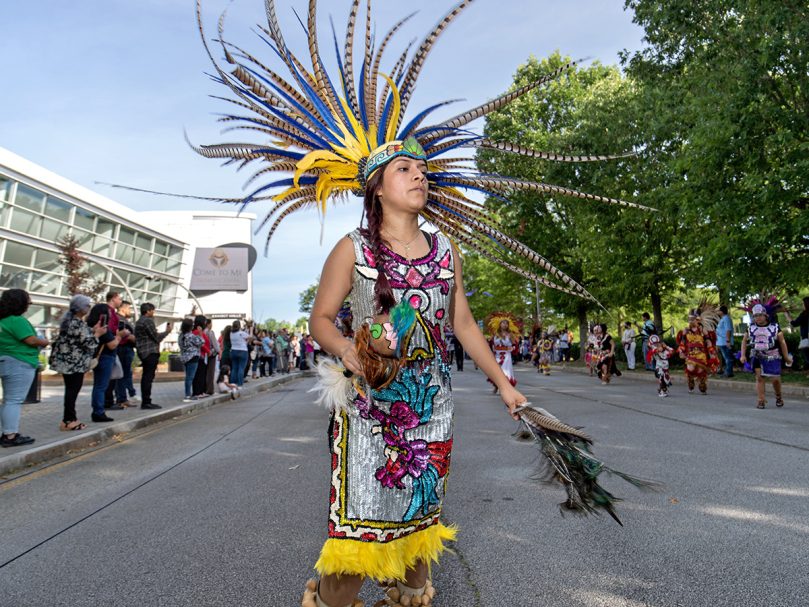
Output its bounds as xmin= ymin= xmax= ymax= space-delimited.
xmin=151 ymin=255 xmax=168 ymax=272
xmin=40 ymin=217 xmax=70 ymax=242
xmin=136 ymin=234 xmax=153 ymax=252
xmin=34 ymin=249 xmax=61 ymax=272
xmin=93 ymin=219 xmax=115 ymax=256
xmin=0 ymin=265 xmax=28 ymax=289
xmin=74 ymin=207 xmax=96 ymax=231
xmin=0 ymin=175 xmax=12 ymax=201
xmin=3 ymin=241 xmax=35 ymax=267
xmin=14 ymin=184 xmax=45 ymax=213
xmin=45 ymin=196 xmax=72 ymax=223
xmin=9 ymin=207 xmax=42 ymax=235
xmin=72 ymin=227 xmax=94 ymax=250
xmin=119 ymin=227 xmax=136 ymax=245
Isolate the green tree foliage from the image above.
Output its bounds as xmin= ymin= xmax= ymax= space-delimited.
xmin=624 ymin=0 xmax=809 ymax=298
xmin=476 ymin=53 xmax=675 ymax=340
xmin=462 ymin=252 xmax=533 ymax=325
xmin=298 ymin=278 xmax=319 ymax=314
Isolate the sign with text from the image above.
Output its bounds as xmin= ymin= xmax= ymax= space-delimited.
xmin=189 ymin=247 xmax=248 ymax=291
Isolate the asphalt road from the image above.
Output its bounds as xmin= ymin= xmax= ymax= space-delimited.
xmin=1 ymin=365 xmax=807 ymax=607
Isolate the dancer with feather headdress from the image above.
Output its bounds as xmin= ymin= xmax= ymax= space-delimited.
xmin=183 ymin=1 xmax=657 ymax=604
xmin=740 ymin=295 xmax=793 ymax=409
xmin=485 ymin=311 xmax=521 ymax=391
xmin=676 ymin=300 xmax=721 ymax=394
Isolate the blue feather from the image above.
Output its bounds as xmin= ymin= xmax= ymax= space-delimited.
xmin=397 ymin=99 xmax=463 ymax=140
xmin=358 ymin=55 xmax=370 ymax=130
xmin=390 ymin=299 xmax=417 ymax=356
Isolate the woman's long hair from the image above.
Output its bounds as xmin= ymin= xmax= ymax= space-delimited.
xmin=0 ymin=288 xmax=30 ymax=320
xmin=359 ymin=169 xmax=396 ymax=314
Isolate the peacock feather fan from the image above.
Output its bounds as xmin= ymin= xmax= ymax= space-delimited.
xmin=516 ymin=405 xmax=661 ymax=525
xmin=181 ymin=0 xmax=656 ymax=302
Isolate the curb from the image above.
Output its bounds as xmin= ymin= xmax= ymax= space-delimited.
xmin=549 ymin=364 xmax=809 ymax=399
xmin=0 ymin=371 xmax=310 ymax=479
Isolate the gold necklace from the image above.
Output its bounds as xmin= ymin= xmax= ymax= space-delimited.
xmin=383 ymin=230 xmax=421 ymax=258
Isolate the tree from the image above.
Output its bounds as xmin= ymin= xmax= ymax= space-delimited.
xmin=57 ymin=234 xmax=106 ymax=299
xmin=298 ymin=278 xmax=319 ymax=314
xmin=623 ymin=0 xmax=809 ymax=300
xmin=476 ymin=53 xmax=685 ymax=342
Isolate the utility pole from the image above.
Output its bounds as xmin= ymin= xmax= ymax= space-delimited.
xmin=535 ymin=280 xmax=541 ymax=324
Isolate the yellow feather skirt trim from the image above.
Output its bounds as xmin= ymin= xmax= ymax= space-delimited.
xmin=314 ymin=522 xmax=457 ymax=582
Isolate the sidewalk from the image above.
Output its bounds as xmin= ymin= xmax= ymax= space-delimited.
xmin=0 ymin=371 xmax=307 ymax=479
xmin=551 ymin=362 xmax=809 ymax=399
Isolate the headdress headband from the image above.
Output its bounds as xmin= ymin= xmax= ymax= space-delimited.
xmin=185 ymin=0 xmax=655 ymax=302
xmin=363 ymin=137 xmax=427 ymax=183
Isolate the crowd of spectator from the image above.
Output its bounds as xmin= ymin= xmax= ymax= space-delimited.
xmin=0 ymin=287 xmax=319 ymax=449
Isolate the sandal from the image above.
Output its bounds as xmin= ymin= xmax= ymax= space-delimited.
xmin=60 ymin=420 xmax=87 ymax=431
xmin=775 ymin=397 xmax=784 ymax=407
xmin=756 ymin=400 xmax=766 ymax=409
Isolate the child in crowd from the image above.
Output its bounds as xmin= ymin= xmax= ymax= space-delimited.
xmin=585 ymin=327 xmax=598 ymax=376
xmin=740 ymin=303 xmax=792 ymax=409
xmin=647 ymin=335 xmax=674 ymax=397
xmin=217 ymin=364 xmax=241 ymax=400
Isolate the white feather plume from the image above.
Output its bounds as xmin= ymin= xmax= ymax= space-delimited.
xmin=308 ymin=358 xmax=354 ymax=413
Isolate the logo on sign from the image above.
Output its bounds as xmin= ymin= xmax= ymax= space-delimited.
xmin=209 ymin=248 xmax=229 ymax=268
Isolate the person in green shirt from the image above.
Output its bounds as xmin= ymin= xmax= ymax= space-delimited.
xmin=0 ymin=289 xmax=49 ymax=447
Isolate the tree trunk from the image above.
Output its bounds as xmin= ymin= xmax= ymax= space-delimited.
xmin=577 ymin=303 xmax=588 ymax=359
xmin=651 ymin=285 xmax=664 ymax=336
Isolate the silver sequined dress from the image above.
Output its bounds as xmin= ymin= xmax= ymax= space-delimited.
xmin=326 ymin=228 xmax=456 ymax=545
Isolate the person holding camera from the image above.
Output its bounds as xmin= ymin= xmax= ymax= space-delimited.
xmin=86 ymin=292 xmax=130 ymax=422
xmin=135 ymin=303 xmax=172 ymax=409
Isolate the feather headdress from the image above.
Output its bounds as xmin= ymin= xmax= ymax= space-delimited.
xmin=184 ymin=0 xmax=654 ymax=301
xmin=740 ymin=293 xmax=786 ymax=318
xmin=688 ymin=298 xmax=722 ymax=333
xmin=485 ymin=310 xmax=522 ymax=337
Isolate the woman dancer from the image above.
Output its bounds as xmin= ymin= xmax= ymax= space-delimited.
xmin=185 ymin=2 xmax=652 ymax=604
xmin=486 ymin=312 xmax=521 ymax=392
xmin=308 ymin=143 xmax=527 ymax=607
xmin=596 ymin=323 xmax=621 ymax=384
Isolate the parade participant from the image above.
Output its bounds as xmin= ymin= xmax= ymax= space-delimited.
xmin=785 ymin=296 xmax=809 ymax=371
xmin=638 ymin=312 xmax=656 ymax=371
xmin=585 ymin=325 xmax=598 ymax=376
xmin=676 ymin=302 xmax=720 ymax=394
xmin=538 ymin=330 xmax=554 ymax=376
xmin=486 ymin=312 xmax=521 ymax=391
xmin=595 ymin=323 xmax=621 ymax=384
xmin=188 ymin=2 xmax=652 ymax=604
xmin=646 ymin=335 xmax=674 ymax=397
xmin=740 ymin=298 xmax=792 ymax=409
xmin=622 ymin=321 xmax=637 ymax=370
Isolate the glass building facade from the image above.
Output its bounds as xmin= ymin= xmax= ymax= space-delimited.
xmin=0 ymin=170 xmax=186 ymax=329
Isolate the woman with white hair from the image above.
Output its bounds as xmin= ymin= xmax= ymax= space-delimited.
xmin=49 ymin=294 xmax=107 ymax=431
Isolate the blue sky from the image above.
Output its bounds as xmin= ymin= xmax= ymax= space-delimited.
xmin=1 ymin=0 xmax=645 ymax=323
